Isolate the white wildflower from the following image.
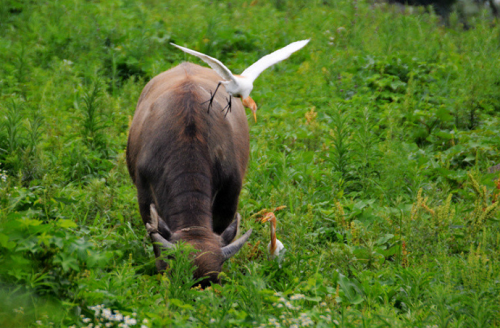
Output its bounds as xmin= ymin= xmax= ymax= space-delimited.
xmin=14 ymin=307 xmax=24 ymax=314
xmin=290 ymin=294 xmax=305 ymax=301
xmin=124 ymin=317 xmax=137 ymax=325
xmin=102 ymin=308 xmax=112 ymax=319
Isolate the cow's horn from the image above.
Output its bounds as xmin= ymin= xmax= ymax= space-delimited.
xmin=148 ymin=204 xmax=175 ymax=249
xmin=221 ymin=229 xmax=252 ymax=260
xmin=147 ymin=224 xmax=176 ymax=250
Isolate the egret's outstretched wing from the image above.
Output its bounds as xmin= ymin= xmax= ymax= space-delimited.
xmin=241 ymin=39 xmax=310 ymax=82
xmin=170 ymin=43 xmax=235 ymax=82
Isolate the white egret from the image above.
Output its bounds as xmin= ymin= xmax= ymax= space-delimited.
xmin=258 ymin=207 xmax=286 ymax=260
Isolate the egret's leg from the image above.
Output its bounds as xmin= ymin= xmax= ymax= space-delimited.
xmin=222 ymin=95 xmax=232 ymax=117
xmin=201 ymin=82 xmax=222 ymax=113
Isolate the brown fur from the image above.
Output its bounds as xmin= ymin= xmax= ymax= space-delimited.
xmin=126 ymin=63 xmax=249 ymax=285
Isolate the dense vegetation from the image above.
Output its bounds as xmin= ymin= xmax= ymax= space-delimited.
xmin=1 ymin=0 xmax=500 ymax=327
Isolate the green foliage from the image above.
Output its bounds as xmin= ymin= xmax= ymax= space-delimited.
xmin=1 ymin=0 xmax=500 ymax=326
xmin=0 ymin=212 xmax=114 ymax=297
xmin=79 ymin=80 xmax=108 ymax=152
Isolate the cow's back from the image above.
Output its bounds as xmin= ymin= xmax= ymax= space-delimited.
xmin=126 ymin=62 xmax=249 ymax=232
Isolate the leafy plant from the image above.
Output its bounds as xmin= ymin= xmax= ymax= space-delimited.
xmin=79 ymin=80 xmax=108 ymax=152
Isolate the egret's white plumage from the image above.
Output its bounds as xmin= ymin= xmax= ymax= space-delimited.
xmin=268 ymin=238 xmax=285 ymax=259
xmin=170 ymin=39 xmax=310 ymax=121
xmin=240 ymin=40 xmax=310 ymax=82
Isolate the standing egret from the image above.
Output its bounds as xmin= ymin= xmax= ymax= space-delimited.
xmin=257 ymin=206 xmax=287 ymax=260
xmin=170 ymin=39 xmax=310 ymax=121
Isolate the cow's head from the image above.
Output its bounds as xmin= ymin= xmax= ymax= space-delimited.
xmin=146 ymin=204 xmax=252 ymax=287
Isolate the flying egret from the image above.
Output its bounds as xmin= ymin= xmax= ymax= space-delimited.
xmin=170 ymin=39 xmax=310 ymax=121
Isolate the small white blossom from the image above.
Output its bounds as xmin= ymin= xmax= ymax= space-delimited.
xmin=290 ymin=294 xmax=305 ymax=300
xmin=102 ymin=308 xmax=112 ymax=319
xmin=319 ymin=314 xmax=332 ymax=321
xmin=124 ymin=317 xmax=137 ymax=325
xmin=14 ymin=307 xmax=24 ymax=314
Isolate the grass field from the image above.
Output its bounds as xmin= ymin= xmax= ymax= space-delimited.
xmin=1 ymin=0 xmax=500 ymax=327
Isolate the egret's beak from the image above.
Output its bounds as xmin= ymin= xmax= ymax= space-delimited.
xmin=242 ymin=96 xmax=258 ymax=122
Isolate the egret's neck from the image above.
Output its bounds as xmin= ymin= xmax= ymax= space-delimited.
xmin=269 ymin=216 xmax=276 ymax=254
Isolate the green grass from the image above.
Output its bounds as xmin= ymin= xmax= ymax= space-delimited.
xmin=1 ymin=0 xmax=500 ymax=327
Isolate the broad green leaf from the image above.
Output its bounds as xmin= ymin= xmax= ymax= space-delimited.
xmin=57 ymin=219 xmax=78 ymax=229
xmin=0 ymin=233 xmax=16 ymax=250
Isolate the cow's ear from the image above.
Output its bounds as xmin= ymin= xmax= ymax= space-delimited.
xmin=221 ymin=213 xmax=241 ymax=245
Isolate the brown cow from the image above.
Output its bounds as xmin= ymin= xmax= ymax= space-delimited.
xmin=126 ymin=62 xmax=252 ymax=286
